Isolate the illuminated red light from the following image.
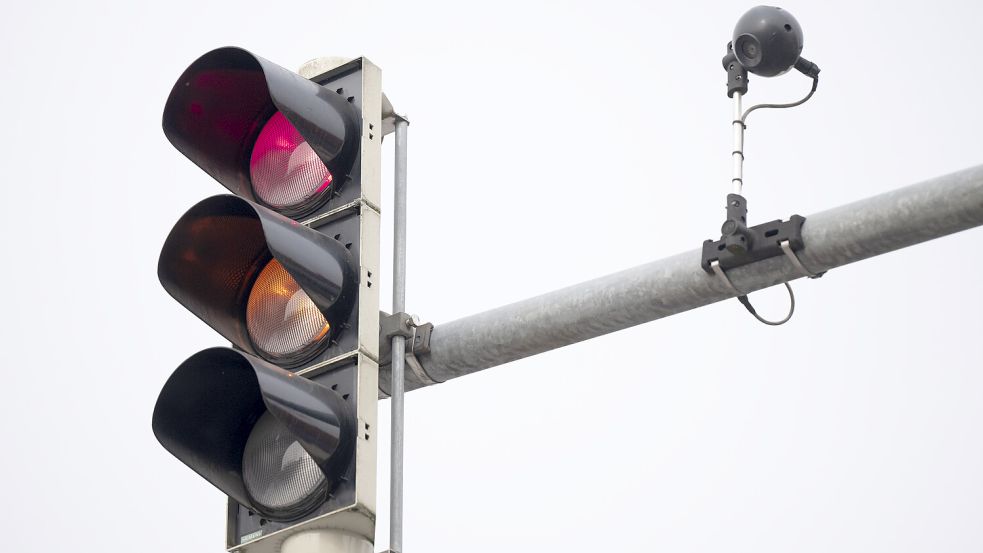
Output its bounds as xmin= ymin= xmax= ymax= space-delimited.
xmin=249 ymin=112 xmax=333 ymax=213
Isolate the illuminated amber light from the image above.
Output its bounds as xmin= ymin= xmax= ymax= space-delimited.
xmin=246 ymin=259 xmax=330 ymax=362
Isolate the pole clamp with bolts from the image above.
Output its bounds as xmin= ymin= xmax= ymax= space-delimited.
xmin=379 ymin=311 xmax=441 ymax=386
xmin=701 ymin=194 xmax=825 ymax=326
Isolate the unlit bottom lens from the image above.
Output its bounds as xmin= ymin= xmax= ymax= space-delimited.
xmin=242 ymin=411 xmax=326 ymax=516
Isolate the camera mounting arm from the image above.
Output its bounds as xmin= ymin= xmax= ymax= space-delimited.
xmin=724 ymin=43 xmax=749 ymax=197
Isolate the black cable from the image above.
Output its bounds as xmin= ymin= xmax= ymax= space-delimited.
xmin=730 ymin=73 xmax=817 ymax=326
xmin=723 ymin=69 xmax=819 ymax=326
xmin=741 ymin=75 xmax=819 ymax=124
xmin=737 ymin=283 xmax=795 ymax=326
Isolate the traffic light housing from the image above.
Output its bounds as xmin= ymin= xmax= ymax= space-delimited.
xmin=153 ymin=48 xmax=382 ymax=552
xmin=153 ymin=348 xmax=357 ymax=521
xmin=162 ymin=47 xmax=364 ymax=221
xmin=157 ymin=195 xmax=359 ymax=369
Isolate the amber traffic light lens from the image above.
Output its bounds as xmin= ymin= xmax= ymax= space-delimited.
xmin=246 ymin=258 xmax=330 ymax=365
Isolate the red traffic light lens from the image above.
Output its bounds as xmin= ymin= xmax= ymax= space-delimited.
xmin=163 ymin=48 xmax=360 ymax=220
xmin=246 ymin=257 xmax=331 ymax=365
xmin=250 ymin=112 xmax=334 ymax=216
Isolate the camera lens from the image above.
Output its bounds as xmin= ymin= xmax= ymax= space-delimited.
xmin=740 ymin=40 xmax=759 ymax=60
xmin=733 ymin=34 xmax=762 ymax=69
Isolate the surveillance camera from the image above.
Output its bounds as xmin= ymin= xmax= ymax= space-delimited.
xmin=732 ymin=5 xmax=804 ymax=77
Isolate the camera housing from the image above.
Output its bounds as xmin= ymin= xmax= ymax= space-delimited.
xmin=733 ymin=5 xmax=804 ymax=77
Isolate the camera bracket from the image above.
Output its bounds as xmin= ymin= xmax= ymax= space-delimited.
xmin=708 ymin=7 xmax=825 ymax=325
xmin=700 ymin=194 xmax=807 ymax=274
xmin=722 ymin=44 xmax=749 ymax=98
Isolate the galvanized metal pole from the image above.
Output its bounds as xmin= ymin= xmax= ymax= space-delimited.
xmin=377 ymin=164 xmax=983 ymax=394
xmin=389 ymin=116 xmax=409 ymax=553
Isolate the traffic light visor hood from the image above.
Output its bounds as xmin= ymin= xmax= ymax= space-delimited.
xmin=158 ymin=195 xmax=358 ymax=368
xmin=152 ymin=347 xmax=356 ymax=520
xmin=162 ymin=47 xmax=360 ymax=218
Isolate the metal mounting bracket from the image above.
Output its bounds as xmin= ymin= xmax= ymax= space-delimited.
xmin=701 ymin=194 xmax=807 ymax=273
xmin=379 ymin=312 xmax=440 ymax=385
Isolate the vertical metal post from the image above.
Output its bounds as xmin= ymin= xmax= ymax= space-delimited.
xmin=732 ymin=91 xmax=745 ymax=195
xmin=390 ymin=116 xmax=409 ymax=553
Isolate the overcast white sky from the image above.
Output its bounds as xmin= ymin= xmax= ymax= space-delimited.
xmin=2 ymin=1 xmax=982 ymax=552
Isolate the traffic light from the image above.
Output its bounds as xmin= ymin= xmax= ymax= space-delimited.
xmin=152 ymin=47 xmax=382 ymax=552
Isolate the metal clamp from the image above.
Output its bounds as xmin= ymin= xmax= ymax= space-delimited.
xmin=709 ymin=240 xmax=825 ymax=326
xmin=709 ymin=259 xmax=744 ymax=296
xmin=779 ymin=239 xmax=825 ymax=279
xmin=379 ymin=312 xmax=441 ymax=385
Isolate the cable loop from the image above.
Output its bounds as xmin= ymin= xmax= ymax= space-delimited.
xmin=710 ymin=260 xmax=796 ymax=326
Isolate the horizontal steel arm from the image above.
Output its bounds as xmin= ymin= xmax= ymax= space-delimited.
xmin=379 ymin=164 xmax=983 ymax=396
